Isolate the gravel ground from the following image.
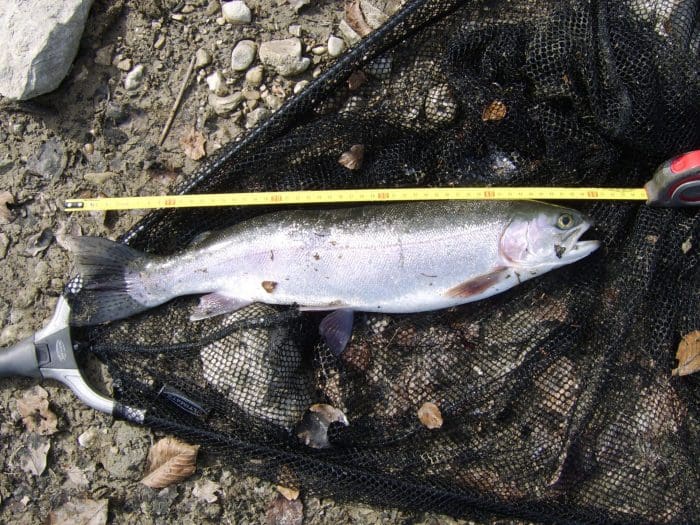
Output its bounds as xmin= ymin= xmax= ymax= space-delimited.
xmin=0 ymin=1 xmax=479 ymax=523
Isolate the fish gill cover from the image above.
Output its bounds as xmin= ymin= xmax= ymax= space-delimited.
xmin=68 ymin=0 xmax=699 ymax=523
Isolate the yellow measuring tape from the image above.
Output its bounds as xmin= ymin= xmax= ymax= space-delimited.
xmin=64 ymin=187 xmax=649 ymax=212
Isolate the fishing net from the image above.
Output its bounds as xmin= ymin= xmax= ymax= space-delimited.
xmin=68 ymin=0 xmax=700 ymax=522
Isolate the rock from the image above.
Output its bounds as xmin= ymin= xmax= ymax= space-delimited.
xmin=154 ymin=34 xmax=166 ymax=49
xmin=288 ymin=0 xmax=311 ymax=12
xmin=245 ymin=107 xmax=271 ymax=129
xmin=311 ymin=46 xmax=326 ymax=56
xmin=206 ymin=71 xmax=227 ymax=95
xmin=259 ymin=38 xmax=310 ymax=77
xmin=124 ymin=64 xmax=145 ymax=91
xmin=245 ymin=65 xmax=264 ymax=86
xmin=221 ymin=1 xmax=251 ymax=24
xmin=293 ymin=80 xmax=309 ymax=94
xmin=327 ymin=35 xmax=345 ymax=57
xmin=0 ymin=233 xmax=9 ymax=259
xmin=338 ymin=20 xmax=361 ymax=46
xmin=94 ymin=44 xmax=114 ymax=66
xmin=288 ymin=24 xmax=302 ymax=37
xmin=26 ymin=138 xmax=67 ymax=179
xmin=360 ymin=0 xmax=389 ymax=29
xmin=116 ymin=58 xmax=133 ymax=71
xmin=195 ymin=48 xmax=212 ymax=69
xmin=84 ymin=171 xmax=117 ymax=185
xmin=208 ymin=92 xmax=243 ymax=115
xmin=0 ymin=0 xmax=94 ymax=100
xmin=231 ymin=40 xmax=256 ymax=71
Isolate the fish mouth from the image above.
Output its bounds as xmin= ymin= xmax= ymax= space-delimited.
xmin=557 ymin=223 xmax=600 ymax=263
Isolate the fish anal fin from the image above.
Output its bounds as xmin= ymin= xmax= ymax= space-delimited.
xmin=319 ymin=309 xmax=354 ymax=356
xmin=445 ymin=267 xmax=509 ymax=298
xmin=190 ymin=293 xmax=252 ymax=321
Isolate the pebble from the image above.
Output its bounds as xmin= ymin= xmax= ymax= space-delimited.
xmin=312 ymin=66 xmax=322 ymax=78
xmin=116 ymin=58 xmax=132 ymax=71
xmin=94 ymin=44 xmax=114 ymax=66
xmin=327 ymin=35 xmax=346 ymax=57
xmin=171 ymin=13 xmax=184 ymax=21
xmin=181 ymin=4 xmax=195 ymax=14
xmin=205 ymin=0 xmax=219 ymax=16
xmin=216 ymin=16 xmax=226 ymax=25
xmin=231 ymin=40 xmax=256 ymax=71
xmin=245 ymin=107 xmax=271 ymax=129
xmin=242 ymin=87 xmax=260 ymax=100
xmin=311 ymin=46 xmax=326 ymax=55
xmin=124 ymin=64 xmax=145 ymax=91
xmin=245 ymin=65 xmax=264 ymax=86
xmin=259 ymin=38 xmax=310 ymax=77
xmin=206 ymin=71 xmax=226 ymax=95
xmin=288 ymin=24 xmax=302 ymax=37
xmin=0 ymin=233 xmax=9 ymax=259
xmin=82 ymin=143 xmax=94 ymax=155
xmin=195 ymin=48 xmax=212 ymax=69
xmin=154 ymin=35 xmax=166 ymax=49
xmin=78 ymin=428 xmax=98 ymax=448
xmin=84 ymin=171 xmax=116 ymax=185
xmin=208 ymin=92 xmax=243 ymax=115
xmin=222 ymin=1 xmax=251 ymax=24
xmin=293 ymin=80 xmax=309 ymax=94
xmin=338 ymin=20 xmax=361 ymax=45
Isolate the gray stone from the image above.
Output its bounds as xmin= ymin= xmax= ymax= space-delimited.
xmin=259 ymin=38 xmax=310 ymax=77
xmin=0 ymin=0 xmax=94 ymax=100
xmin=245 ymin=65 xmax=264 ymax=86
xmin=221 ymin=1 xmax=251 ymax=24
xmin=26 ymin=138 xmax=67 ymax=179
xmin=208 ymin=92 xmax=244 ymax=115
xmin=338 ymin=20 xmax=361 ymax=45
xmin=231 ymin=40 xmax=256 ymax=71
xmin=195 ymin=48 xmax=213 ymax=69
xmin=360 ymin=0 xmax=388 ymax=29
xmin=124 ymin=64 xmax=145 ymax=91
xmin=206 ymin=71 xmax=227 ymax=95
xmin=327 ymin=35 xmax=346 ymax=57
xmin=245 ymin=107 xmax=271 ymax=129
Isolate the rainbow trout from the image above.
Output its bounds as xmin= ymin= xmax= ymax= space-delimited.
xmin=67 ymin=201 xmax=599 ymax=354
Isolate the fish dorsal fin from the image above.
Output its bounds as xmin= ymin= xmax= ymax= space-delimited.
xmin=445 ymin=267 xmax=509 ymax=298
xmin=190 ymin=293 xmax=253 ymax=321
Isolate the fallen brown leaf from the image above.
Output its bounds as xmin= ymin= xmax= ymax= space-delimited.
xmin=276 ymin=485 xmax=300 ymax=501
xmin=417 ymin=401 xmax=443 ymax=429
xmin=48 ymin=498 xmax=108 ymax=525
xmin=141 ymin=436 xmax=199 ymax=489
xmin=180 ymin=128 xmax=207 ymax=160
xmin=0 ymin=190 xmax=14 ymax=224
xmin=482 ymin=100 xmax=507 ymax=122
xmin=16 ymin=385 xmax=58 ymax=436
xmin=672 ymin=330 xmax=700 ymax=376
xmin=266 ymin=493 xmax=303 ymax=525
xmin=338 ymin=144 xmax=365 ymax=170
xmin=345 ymin=0 xmax=372 ymax=37
xmin=16 ymin=434 xmax=50 ymax=476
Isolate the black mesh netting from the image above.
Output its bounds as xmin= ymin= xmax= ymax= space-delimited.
xmin=68 ymin=0 xmax=699 ymax=523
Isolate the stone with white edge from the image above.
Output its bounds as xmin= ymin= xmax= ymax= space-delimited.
xmin=221 ymin=1 xmax=251 ymax=24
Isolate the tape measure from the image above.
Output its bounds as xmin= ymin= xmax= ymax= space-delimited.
xmin=63 ymin=150 xmax=700 ymax=211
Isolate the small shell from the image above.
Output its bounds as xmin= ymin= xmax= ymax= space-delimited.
xmin=338 ymin=144 xmax=364 ymax=170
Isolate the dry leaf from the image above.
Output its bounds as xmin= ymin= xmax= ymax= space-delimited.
xmin=0 ymin=191 xmax=13 ymax=224
xmin=347 ymin=70 xmax=367 ymax=91
xmin=672 ymin=330 xmax=700 ymax=376
xmin=276 ymin=485 xmax=300 ymax=501
xmin=345 ymin=0 xmax=372 ymax=37
xmin=141 ymin=437 xmax=199 ymax=489
xmin=16 ymin=434 xmax=50 ymax=476
xmin=16 ymin=385 xmax=58 ymax=436
xmin=417 ymin=401 xmax=443 ymax=429
xmin=48 ymin=498 xmax=108 ymax=525
xmin=338 ymin=144 xmax=365 ymax=170
xmin=266 ymin=493 xmax=303 ymax=525
xmin=192 ymin=479 xmax=221 ymax=503
xmin=180 ymin=128 xmax=207 ymax=161
xmin=481 ymin=100 xmax=507 ymax=122
xmin=65 ymin=466 xmax=90 ymax=488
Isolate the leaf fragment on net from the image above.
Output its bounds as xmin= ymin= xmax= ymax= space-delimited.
xmin=338 ymin=144 xmax=365 ymax=170
xmin=48 ymin=498 xmax=108 ymax=525
xmin=16 ymin=385 xmax=58 ymax=435
xmin=141 ymin=436 xmax=199 ymax=489
xmin=482 ymin=100 xmax=507 ymax=122
xmin=672 ymin=330 xmax=700 ymax=376
xmin=417 ymin=401 xmax=443 ymax=429
xmin=180 ymin=128 xmax=207 ymax=160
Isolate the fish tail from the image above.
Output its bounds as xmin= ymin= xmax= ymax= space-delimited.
xmin=65 ymin=236 xmax=153 ymax=325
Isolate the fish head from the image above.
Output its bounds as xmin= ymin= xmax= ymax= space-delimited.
xmin=500 ymin=204 xmax=600 ymax=270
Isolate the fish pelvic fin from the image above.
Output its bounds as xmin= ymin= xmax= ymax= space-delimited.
xmin=444 ymin=267 xmax=510 ymax=298
xmin=190 ymin=293 xmax=253 ymax=321
xmin=65 ymin=235 xmax=152 ymax=326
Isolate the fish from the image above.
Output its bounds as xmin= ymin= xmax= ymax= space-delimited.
xmin=65 ymin=200 xmax=600 ymax=355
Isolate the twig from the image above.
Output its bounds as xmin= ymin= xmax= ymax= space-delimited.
xmin=158 ymin=55 xmax=196 ymax=146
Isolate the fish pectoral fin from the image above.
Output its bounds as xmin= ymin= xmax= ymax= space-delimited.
xmin=444 ymin=267 xmax=510 ymax=298
xmin=190 ymin=293 xmax=253 ymax=321
xmin=319 ymin=309 xmax=354 ymax=356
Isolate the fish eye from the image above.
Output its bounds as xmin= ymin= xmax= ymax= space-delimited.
xmin=556 ymin=213 xmax=575 ymax=230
